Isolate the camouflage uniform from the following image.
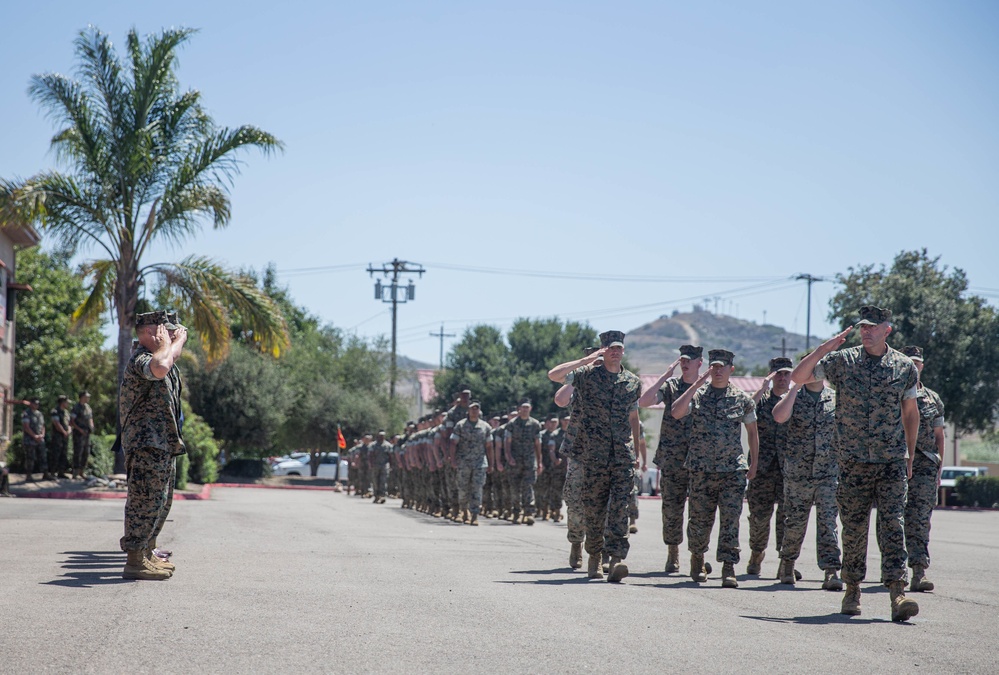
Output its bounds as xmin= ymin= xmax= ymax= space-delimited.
xmin=119 ymin=345 xmax=186 ymax=553
xmin=778 ymin=386 xmax=842 ymax=570
xmin=560 ymin=406 xmax=585 ymax=545
xmin=684 ymin=383 xmax=756 ymax=564
xmin=506 ymin=415 xmax=542 ymax=519
xmin=70 ymin=400 xmax=94 ymax=475
xmin=368 ymin=439 xmax=394 ymax=500
xmin=813 ymin=345 xmax=918 ymax=585
xmin=547 ymin=426 xmax=567 ymax=517
xmin=567 ymin=363 xmax=642 ymax=559
xmin=654 ymin=377 xmax=695 ymax=546
xmin=905 ymin=385 xmax=945 ymax=570
xmin=48 ymin=405 xmax=71 ymax=476
xmin=747 ymin=390 xmax=787 ymax=556
xmin=452 ymin=417 xmax=492 ymax=516
xmin=537 ymin=425 xmax=556 ymax=516
xmin=21 ymin=408 xmax=48 ymax=476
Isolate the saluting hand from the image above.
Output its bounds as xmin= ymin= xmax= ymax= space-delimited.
xmin=150 ymin=323 xmax=170 ymax=350
xmin=821 ymin=326 xmax=854 ymax=353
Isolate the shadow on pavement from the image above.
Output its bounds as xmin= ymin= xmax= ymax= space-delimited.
xmin=511 ymin=567 xmax=574 ymax=575
xmin=496 ymin=576 xmax=593 ymax=586
xmin=741 ymin=613 xmax=907 ymax=626
xmin=43 ymin=551 xmax=132 ymax=588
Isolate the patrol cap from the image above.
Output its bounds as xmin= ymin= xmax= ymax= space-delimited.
xmin=167 ymin=311 xmax=180 ymax=327
xmin=856 ymin=305 xmax=892 ymax=326
xmin=500 ymin=415 xmax=509 ymax=422
xmin=79 ymin=391 xmax=90 ymax=398
xmin=584 ymin=346 xmax=599 ymax=356
xmin=769 ymin=357 xmax=794 ymax=373
xmin=459 ymin=385 xmax=471 ymax=394
xmin=599 ymin=330 xmax=626 ymax=348
xmin=679 ymin=345 xmax=703 ymax=360
xmin=547 ymin=414 xmax=558 ymax=422
xmin=519 ymin=398 xmax=532 ymax=407
xmin=901 ymin=345 xmax=924 ymax=362
xmin=29 ymin=397 xmax=40 ymax=404
xmin=135 ymin=310 xmax=177 ymax=330
xmin=468 ymin=401 xmax=481 ymax=409
xmin=57 ymin=394 xmax=68 ymax=403
xmin=708 ymin=349 xmax=735 ymax=367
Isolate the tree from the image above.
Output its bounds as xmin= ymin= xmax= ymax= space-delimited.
xmin=13 ymin=248 xmax=117 ymax=432
xmin=829 ymin=249 xmax=999 ymax=433
xmin=0 ymin=26 xmax=288 ymax=384
xmin=434 ymin=318 xmax=598 ymax=420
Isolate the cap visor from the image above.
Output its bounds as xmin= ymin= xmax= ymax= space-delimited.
xmin=855 ymin=319 xmax=877 ymax=326
xmin=709 ymin=360 xmax=727 ymax=366
xmin=607 ymin=341 xmax=624 ymax=348
xmin=775 ymin=367 xmax=793 ymax=372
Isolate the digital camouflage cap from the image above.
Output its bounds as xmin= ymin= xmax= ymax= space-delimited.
xmin=599 ymin=330 xmax=626 ymax=348
xmin=856 ymin=305 xmax=892 ymax=326
xmin=901 ymin=345 xmax=924 ymax=362
xmin=708 ymin=349 xmax=735 ymax=366
xmin=679 ymin=344 xmax=703 ymax=360
xmin=769 ymin=357 xmax=794 ymax=372
xmin=136 ymin=310 xmax=178 ymax=330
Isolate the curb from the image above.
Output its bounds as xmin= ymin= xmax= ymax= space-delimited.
xmin=8 ymin=481 xmax=337 ymax=501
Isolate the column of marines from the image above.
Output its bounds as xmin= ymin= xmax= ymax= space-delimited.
xmin=339 ymin=306 xmax=945 ymax=622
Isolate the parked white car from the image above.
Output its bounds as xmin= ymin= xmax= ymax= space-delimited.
xmin=271 ymin=452 xmax=348 ymax=481
xmin=940 ymin=466 xmax=988 ymax=489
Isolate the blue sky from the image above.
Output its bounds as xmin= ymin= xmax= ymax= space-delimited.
xmin=2 ymin=1 xmax=997 ymax=366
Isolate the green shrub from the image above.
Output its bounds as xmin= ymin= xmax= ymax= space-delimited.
xmin=5 ymin=433 xmax=24 ymax=472
xmin=181 ymin=401 xmax=219 ymax=485
xmin=86 ymin=434 xmax=117 ymax=477
xmin=175 ymin=454 xmax=189 ymax=490
xmin=956 ymin=475 xmax=999 ymax=509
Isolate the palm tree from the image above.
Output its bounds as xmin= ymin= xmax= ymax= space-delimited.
xmin=0 ymin=26 xmax=289 ymax=382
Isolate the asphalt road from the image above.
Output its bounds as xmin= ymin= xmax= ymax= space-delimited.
xmin=1 ymin=488 xmax=996 ymax=674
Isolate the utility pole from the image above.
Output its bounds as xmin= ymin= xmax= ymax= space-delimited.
xmin=367 ymin=258 xmax=425 ymax=399
xmin=795 ymin=274 xmax=826 ymax=351
xmin=429 ymin=324 xmax=456 ymax=370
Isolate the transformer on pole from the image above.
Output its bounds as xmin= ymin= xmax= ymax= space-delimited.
xmin=367 ymin=259 xmax=425 ymax=399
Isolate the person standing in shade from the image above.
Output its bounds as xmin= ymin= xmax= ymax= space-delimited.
xmin=549 ymin=331 xmax=642 ymax=584
xmin=70 ymin=391 xmax=95 ymax=479
xmin=771 ymin=365 xmax=843 ymax=589
xmin=369 ymin=430 xmax=393 ymax=504
xmin=791 ymin=306 xmax=920 ymax=622
xmin=900 ymin=345 xmax=945 ymax=594
xmin=746 ymin=357 xmax=792 ymax=577
xmin=451 ymin=401 xmax=492 ymax=525
xmin=49 ymin=395 xmax=72 ymax=479
xmin=22 ymin=398 xmax=51 ymax=482
xmin=671 ymin=349 xmax=758 ymax=589
xmin=638 ymin=345 xmax=703 ymax=574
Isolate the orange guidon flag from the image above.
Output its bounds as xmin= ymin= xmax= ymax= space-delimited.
xmin=337 ymin=426 xmax=347 ymax=449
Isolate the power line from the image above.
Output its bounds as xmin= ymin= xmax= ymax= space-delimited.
xmin=367 ymin=259 xmax=425 ymax=400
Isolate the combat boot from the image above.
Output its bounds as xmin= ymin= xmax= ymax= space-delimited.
xmin=552 ymin=511 xmax=562 ymax=523
xmin=889 ymin=581 xmax=919 ymax=622
xmin=469 ymin=514 xmax=479 ymax=526
xmin=746 ymin=550 xmax=765 ymax=575
xmin=523 ymin=515 xmax=535 ymax=526
xmin=721 ymin=562 xmax=738 ymax=588
xmin=822 ymin=569 xmax=843 ymax=591
xmin=628 ymin=517 xmax=638 ymax=534
xmin=841 ymin=582 xmax=862 ymax=615
xmin=779 ymin=559 xmax=796 ymax=585
xmin=608 ymin=556 xmax=629 ymax=583
xmin=602 ymin=551 xmax=611 ymax=574
xmin=122 ymin=550 xmax=171 ymax=581
xmin=145 ymin=549 xmax=175 ymax=573
xmin=910 ymin=565 xmax=934 ymax=592
xmin=690 ymin=553 xmax=707 ymax=583
xmin=664 ymin=544 xmax=680 ymax=574
xmin=512 ymin=512 xmax=522 ymax=524
xmin=588 ymin=554 xmax=604 ymax=579
xmin=569 ymin=543 xmax=583 ymax=569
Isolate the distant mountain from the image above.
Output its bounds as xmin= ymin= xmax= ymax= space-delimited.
xmin=626 ymin=308 xmax=817 ymax=375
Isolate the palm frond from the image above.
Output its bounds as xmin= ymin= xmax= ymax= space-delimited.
xmin=146 ymin=256 xmax=289 ymax=362
xmin=72 ymin=259 xmax=117 ymax=329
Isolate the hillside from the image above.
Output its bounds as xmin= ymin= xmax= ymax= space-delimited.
xmin=626 ymin=308 xmax=817 ymax=375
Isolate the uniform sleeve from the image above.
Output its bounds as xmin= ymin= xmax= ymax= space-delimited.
xmin=133 ymin=352 xmax=162 ymax=381
xmin=742 ymin=395 xmax=757 ymax=424
xmin=931 ymin=392 xmax=946 ymax=427
xmin=814 ymin=350 xmax=843 ymax=385
xmin=902 ymin=363 xmax=919 ymax=400
xmin=564 ymin=368 xmax=579 ymax=386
